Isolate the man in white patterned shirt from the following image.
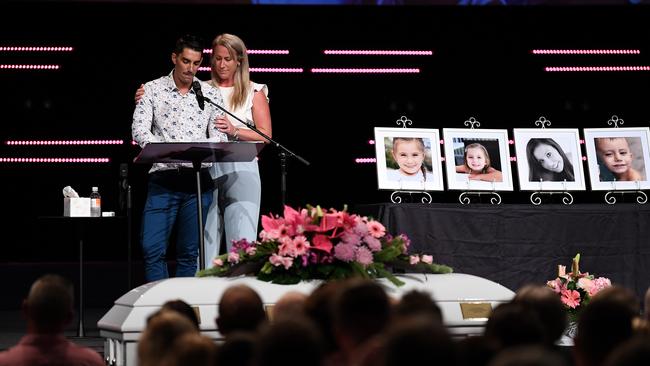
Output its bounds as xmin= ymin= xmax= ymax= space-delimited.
xmin=132 ymin=34 xmax=227 ymax=282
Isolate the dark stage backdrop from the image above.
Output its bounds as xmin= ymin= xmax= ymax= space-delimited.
xmin=1 ymin=2 xmax=649 ymax=296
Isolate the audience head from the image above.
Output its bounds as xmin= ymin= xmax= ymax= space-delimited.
xmin=484 ymin=302 xmax=545 ymax=350
xmin=215 ymin=332 xmax=257 ymax=366
xmin=392 ymin=289 xmax=443 ymax=324
xmin=138 ymin=310 xmax=198 ymax=366
xmin=303 ymin=281 xmax=343 ymax=354
xmin=23 ymin=274 xmax=74 ymax=333
xmin=216 ymin=284 xmax=266 ymax=336
xmin=643 ymin=287 xmax=650 ymax=321
xmin=160 ymin=333 xmax=216 ymax=366
xmin=272 ymin=291 xmax=308 ymax=322
xmin=603 ymin=336 xmax=650 ymax=366
xmin=380 ymin=315 xmax=457 ymax=366
xmin=513 ymin=284 xmax=567 ymax=346
xmin=161 ymin=299 xmax=200 ymax=329
xmin=332 ymin=278 xmax=391 ymax=348
xmin=488 ymin=345 xmax=569 ymax=366
xmin=456 ymin=335 xmax=499 ymax=366
xmin=575 ymin=286 xmax=639 ymax=366
xmin=254 ymin=317 xmax=324 ymax=366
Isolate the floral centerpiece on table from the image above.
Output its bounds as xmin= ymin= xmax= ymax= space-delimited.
xmin=546 ymin=253 xmax=612 ymax=323
xmin=198 ymin=205 xmax=453 ymax=286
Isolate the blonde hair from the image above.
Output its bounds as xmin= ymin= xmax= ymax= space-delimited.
xmin=464 ymin=143 xmax=491 ymax=173
xmin=211 ymin=33 xmax=251 ymax=110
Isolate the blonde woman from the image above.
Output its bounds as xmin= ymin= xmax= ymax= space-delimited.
xmin=205 ymin=33 xmax=272 ymax=265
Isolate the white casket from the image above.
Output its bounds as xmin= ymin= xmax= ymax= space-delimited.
xmin=98 ymin=273 xmax=514 ymax=366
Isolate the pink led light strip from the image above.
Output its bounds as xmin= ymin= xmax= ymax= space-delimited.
xmin=6 ymin=140 xmax=124 ymax=146
xmin=0 ymin=65 xmax=60 ymax=70
xmin=311 ymin=68 xmax=420 ymax=74
xmin=203 ymin=49 xmax=289 ymax=55
xmin=355 ymin=158 xmax=377 ymax=163
xmin=0 ymin=46 xmax=74 ymax=52
xmin=0 ymin=158 xmax=110 ymax=163
xmin=198 ymin=67 xmax=303 ymax=73
xmin=324 ymin=50 xmax=432 ymax=56
xmin=532 ymin=49 xmax=640 ymax=55
xmin=545 ymin=66 xmax=650 ymax=72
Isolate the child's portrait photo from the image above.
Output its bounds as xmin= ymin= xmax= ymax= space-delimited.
xmin=584 ymin=127 xmax=650 ymax=190
xmin=513 ymin=129 xmax=586 ymax=191
xmin=443 ymin=128 xmax=513 ymax=191
xmin=374 ymin=127 xmax=444 ymax=191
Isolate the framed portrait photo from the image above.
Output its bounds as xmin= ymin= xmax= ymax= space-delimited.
xmin=442 ymin=128 xmax=513 ymax=191
xmin=374 ymin=127 xmax=444 ymax=191
xmin=583 ymin=127 xmax=650 ymax=190
xmin=513 ymin=128 xmax=586 ymax=191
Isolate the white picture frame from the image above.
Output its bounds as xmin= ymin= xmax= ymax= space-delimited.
xmin=583 ymin=127 xmax=650 ymax=190
xmin=442 ymin=128 xmax=513 ymax=191
xmin=513 ymin=128 xmax=586 ymax=191
xmin=374 ymin=127 xmax=444 ymax=191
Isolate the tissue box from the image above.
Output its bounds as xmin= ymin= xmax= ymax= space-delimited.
xmin=64 ymin=197 xmax=91 ymax=217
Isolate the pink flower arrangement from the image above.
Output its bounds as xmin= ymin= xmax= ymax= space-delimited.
xmin=199 ymin=205 xmax=452 ymax=286
xmin=546 ymin=253 xmax=612 ymax=322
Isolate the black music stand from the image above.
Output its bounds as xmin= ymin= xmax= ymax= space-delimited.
xmin=134 ymin=141 xmax=264 ymax=269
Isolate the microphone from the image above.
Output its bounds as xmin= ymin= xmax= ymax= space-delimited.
xmin=192 ymin=81 xmax=205 ymax=110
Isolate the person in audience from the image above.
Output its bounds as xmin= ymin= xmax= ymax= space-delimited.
xmin=487 ymin=345 xmax=569 ymax=366
xmin=603 ymin=335 xmax=650 ymax=366
xmin=328 ymin=279 xmax=391 ymax=366
xmin=254 ymin=317 xmax=324 ymax=366
xmin=138 ymin=310 xmax=198 ymax=366
xmin=595 ymin=137 xmax=644 ymax=182
xmin=379 ymin=315 xmax=458 ymax=366
xmin=573 ymin=286 xmax=639 ymax=366
xmin=215 ymin=332 xmax=257 ymax=366
xmin=303 ymin=281 xmax=343 ymax=356
xmin=0 ymin=274 xmax=104 ymax=366
xmin=271 ymin=291 xmax=308 ymax=322
xmin=525 ymin=138 xmax=575 ymax=182
xmin=392 ymin=289 xmax=443 ymax=324
xmin=635 ymin=287 xmax=650 ymax=335
xmin=216 ymin=284 xmax=266 ymax=337
xmin=161 ymin=299 xmax=200 ymax=329
xmin=160 ymin=332 xmax=217 ymax=366
xmin=484 ymin=302 xmax=545 ymax=351
xmin=513 ymin=284 xmax=567 ymax=347
xmin=456 ymin=142 xmax=503 ymax=182
xmin=456 ymin=335 xmax=499 ymax=366
xmin=386 ymin=137 xmax=435 ymax=183
xmin=643 ymin=287 xmax=650 ymax=321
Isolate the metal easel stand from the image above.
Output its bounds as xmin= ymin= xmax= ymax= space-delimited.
xmin=390 ymin=190 xmax=432 ymax=204
xmin=458 ymin=179 xmax=501 ymax=204
xmin=458 ymin=191 xmax=502 ymax=205
xmin=604 ymin=180 xmax=648 ymax=205
xmin=529 ymin=179 xmax=574 ymax=205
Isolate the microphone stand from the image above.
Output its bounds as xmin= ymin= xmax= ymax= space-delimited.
xmin=203 ymin=96 xmax=310 ymax=207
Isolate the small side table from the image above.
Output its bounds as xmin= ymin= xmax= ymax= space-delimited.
xmin=38 ymin=216 xmax=127 ymax=337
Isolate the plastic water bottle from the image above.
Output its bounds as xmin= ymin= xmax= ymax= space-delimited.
xmin=90 ymin=187 xmax=101 ymax=217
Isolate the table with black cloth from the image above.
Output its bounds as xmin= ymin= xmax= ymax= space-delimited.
xmin=354 ymin=203 xmax=650 ymax=300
